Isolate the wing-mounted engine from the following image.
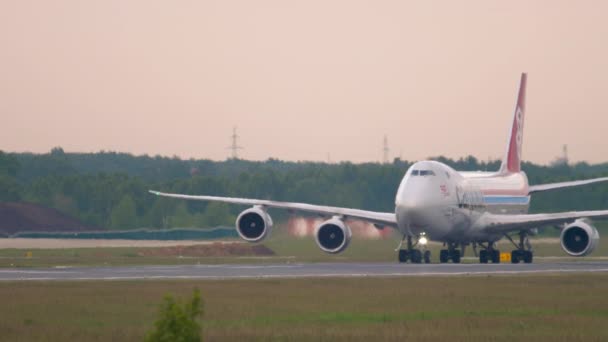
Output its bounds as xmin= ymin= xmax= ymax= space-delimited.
xmin=314 ymin=217 xmax=352 ymax=254
xmin=235 ymin=206 xmax=273 ymax=242
xmin=560 ymin=219 xmax=600 ymax=256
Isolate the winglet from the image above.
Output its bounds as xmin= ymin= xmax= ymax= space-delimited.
xmin=499 ymin=73 xmax=527 ymax=174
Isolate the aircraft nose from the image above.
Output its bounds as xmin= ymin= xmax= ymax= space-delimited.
xmin=398 ymin=187 xmax=432 ymax=210
xmin=397 ymin=199 xmax=427 ymax=225
xmin=398 ymin=200 xmax=418 ymax=213
xmin=397 ymin=188 xmax=436 ymax=226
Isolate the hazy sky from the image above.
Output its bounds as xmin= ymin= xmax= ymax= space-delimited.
xmin=1 ymin=1 xmax=607 ymax=164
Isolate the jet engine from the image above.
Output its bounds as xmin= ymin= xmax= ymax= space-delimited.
xmin=560 ymin=219 xmax=600 ymax=256
xmin=314 ymin=217 xmax=352 ymax=254
xmin=235 ymin=207 xmax=273 ymax=242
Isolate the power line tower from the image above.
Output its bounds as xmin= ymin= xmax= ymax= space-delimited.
xmin=550 ymin=144 xmax=569 ymax=166
xmin=383 ymin=135 xmax=390 ymax=164
xmin=228 ymin=126 xmax=243 ymax=159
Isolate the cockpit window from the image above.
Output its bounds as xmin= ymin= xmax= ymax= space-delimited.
xmin=411 ymin=170 xmax=435 ymax=176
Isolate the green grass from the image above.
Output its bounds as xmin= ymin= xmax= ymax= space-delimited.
xmin=0 ymin=245 xmax=295 ymax=268
xmin=1 ymin=274 xmax=608 ymax=340
xmin=0 ymin=232 xmax=606 ymax=268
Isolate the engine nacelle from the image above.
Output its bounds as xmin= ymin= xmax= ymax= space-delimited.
xmin=560 ymin=219 xmax=600 ymax=256
xmin=235 ymin=207 xmax=273 ymax=242
xmin=314 ymin=217 xmax=352 ymax=254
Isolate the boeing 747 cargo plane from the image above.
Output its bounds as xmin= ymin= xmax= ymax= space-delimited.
xmin=151 ymin=73 xmax=608 ymax=264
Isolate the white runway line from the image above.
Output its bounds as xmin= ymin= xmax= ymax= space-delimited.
xmin=7 ymin=268 xmax=608 ymax=282
xmin=0 ymin=269 xmax=75 ymax=274
xmin=2 ymin=261 xmax=608 ymax=281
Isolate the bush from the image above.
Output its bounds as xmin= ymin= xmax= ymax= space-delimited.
xmin=146 ymin=288 xmax=204 ymax=342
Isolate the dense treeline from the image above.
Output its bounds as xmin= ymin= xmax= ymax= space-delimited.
xmin=1 ymin=148 xmax=608 ymax=230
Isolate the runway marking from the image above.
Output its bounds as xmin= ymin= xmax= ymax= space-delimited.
xmin=2 ymin=261 xmax=608 ymax=282
xmin=228 ymin=265 xmax=304 ymax=269
xmin=2 ymin=267 xmax=608 ymax=281
xmin=0 ymin=270 xmax=75 ymax=274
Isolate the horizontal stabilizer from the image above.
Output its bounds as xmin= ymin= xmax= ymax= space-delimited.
xmin=529 ymin=177 xmax=608 ymax=194
xmin=479 ymin=209 xmax=608 ymax=234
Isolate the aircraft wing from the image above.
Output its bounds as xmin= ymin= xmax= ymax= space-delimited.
xmin=528 ymin=177 xmax=608 ymax=194
xmin=478 ymin=209 xmax=608 ymax=234
xmin=149 ymin=190 xmax=398 ymax=227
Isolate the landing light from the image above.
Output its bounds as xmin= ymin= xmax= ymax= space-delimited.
xmin=419 ymin=236 xmax=428 ymax=245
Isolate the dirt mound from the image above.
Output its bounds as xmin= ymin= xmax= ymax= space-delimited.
xmin=139 ymin=242 xmax=275 ymax=257
xmin=0 ymin=202 xmax=97 ymax=235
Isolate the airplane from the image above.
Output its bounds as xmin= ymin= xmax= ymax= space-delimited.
xmin=150 ymin=73 xmax=608 ymax=264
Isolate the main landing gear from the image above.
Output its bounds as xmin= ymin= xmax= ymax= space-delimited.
xmin=397 ymin=235 xmax=431 ymax=264
xmin=505 ymin=231 xmax=534 ymax=264
xmin=476 ymin=242 xmax=501 ymax=263
xmin=439 ymin=242 xmax=461 ymax=263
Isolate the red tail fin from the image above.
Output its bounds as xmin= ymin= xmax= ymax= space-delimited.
xmin=499 ymin=73 xmax=527 ymax=174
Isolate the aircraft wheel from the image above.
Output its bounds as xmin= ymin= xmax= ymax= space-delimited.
xmin=439 ymin=249 xmax=449 ymax=263
xmin=410 ymin=250 xmax=422 ymax=264
xmin=491 ymin=250 xmax=500 ymax=263
xmin=452 ymin=250 xmax=461 ymax=264
xmin=479 ymin=250 xmax=488 ymax=264
xmin=523 ymin=251 xmax=533 ymax=264
xmin=511 ymin=250 xmax=521 ymax=264
xmin=423 ymin=250 xmax=431 ymax=264
xmin=398 ymin=250 xmax=408 ymax=263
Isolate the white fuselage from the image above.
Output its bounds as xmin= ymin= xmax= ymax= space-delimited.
xmin=395 ymin=160 xmax=530 ymax=243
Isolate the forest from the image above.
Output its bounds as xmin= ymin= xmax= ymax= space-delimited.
xmin=1 ymin=147 xmax=608 ymax=230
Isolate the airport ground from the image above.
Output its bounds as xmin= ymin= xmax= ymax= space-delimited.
xmin=1 ymin=231 xmax=608 ymax=340
xmin=0 ymin=274 xmax=607 ymax=341
xmin=0 ymin=233 xmax=607 ymax=268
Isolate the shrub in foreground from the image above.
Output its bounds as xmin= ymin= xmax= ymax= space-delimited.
xmin=146 ymin=288 xmax=204 ymax=342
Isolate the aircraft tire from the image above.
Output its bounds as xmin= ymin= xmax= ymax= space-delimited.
xmin=398 ymin=250 xmax=408 ymax=263
xmin=511 ymin=250 xmax=521 ymax=264
xmin=491 ymin=250 xmax=500 ymax=263
xmin=410 ymin=250 xmax=422 ymax=263
xmin=423 ymin=250 xmax=431 ymax=263
xmin=523 ymin=251 xmax=533 ymax=264
xmin=439 ymin=249 xmax=449 ymax=263
xmin=451 ymin=250 xmax=461 ymax=264
xmin=479 ymin=250 xmax=488 ymax=263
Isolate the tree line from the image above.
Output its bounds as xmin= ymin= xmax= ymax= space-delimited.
xmin=1 ymin=148 xmax=608 ymax=230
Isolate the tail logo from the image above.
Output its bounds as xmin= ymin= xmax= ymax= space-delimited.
xmin=500 ymin=73 xmax=526 ymax=174
xmin=515 ymin=106 xmax=523 ymax=159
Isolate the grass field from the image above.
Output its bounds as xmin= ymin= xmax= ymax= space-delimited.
xmin=0 ymin=274 xmax=607 ymax=341
xmin=0 ymin=242 xmax=284 ymax=268
xmin=0 ymin=234 xmax=606 ymax=268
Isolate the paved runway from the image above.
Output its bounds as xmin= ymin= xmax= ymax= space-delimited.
xmin=1 ymin=261 xmax=608 ymax=281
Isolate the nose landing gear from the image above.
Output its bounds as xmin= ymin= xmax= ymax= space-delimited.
xmin=397 ymin=235 xmax=431 ymax=264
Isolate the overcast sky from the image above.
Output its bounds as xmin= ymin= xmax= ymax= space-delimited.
xmin=1 ymin=1 xmax=607 ymax=164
